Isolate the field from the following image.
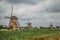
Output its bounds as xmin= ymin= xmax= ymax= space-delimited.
xmin=0 ymin=28 xmax=60 ymax=40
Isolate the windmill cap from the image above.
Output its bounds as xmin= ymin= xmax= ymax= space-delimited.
xmin=11 ymin=16 xmax=17 ymax=20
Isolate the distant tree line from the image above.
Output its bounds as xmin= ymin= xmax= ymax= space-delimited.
xmin=0 ymin=25 xmax=60 ymax=30
xmin=0 ymin=25 xmax=7 ymax=29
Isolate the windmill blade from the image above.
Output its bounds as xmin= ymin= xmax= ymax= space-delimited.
xmin=11 ymin=5 xmax=13 ymax=17
xmin=18 ymin=17 xmax=31 ymax=20
xmin=5 ymin=16 xmax=10 ymax=19
xmin=17 ymin=20 xmax=20 ymax=27
xmin=0 ymin=16 xmax=5 ymax=19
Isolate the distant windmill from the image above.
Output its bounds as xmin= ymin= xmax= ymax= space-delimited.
xmin=46 ymin=9 xmax=54 ymax=29
xmin=26 ymin=18 xmax=32 ymax=29
xmin=49 ymin=15 xmax=54 ymax=29
xmin=5 ymin=5 xmax=20 ymax=30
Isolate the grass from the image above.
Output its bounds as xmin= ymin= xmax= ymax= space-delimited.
xmin=0 ymin=28 xmax=60 ymax=40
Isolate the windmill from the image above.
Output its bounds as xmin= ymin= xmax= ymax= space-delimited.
xmin=49 ymin=21 xmax=53 ymax=29
xmin=26 ymin=18 xmax=32 ymax=29
xmin=46 ymin=9 xmax=54 ymax=29
xmin=49 ymin=14 xmax=54 ymax=29
xmin=5 ymin=5 xmax=20 ymax=30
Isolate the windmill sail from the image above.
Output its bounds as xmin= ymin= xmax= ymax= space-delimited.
xmin=11 ymin=5 xmax=13 ymax=17
xmin=28 ymin=18 xmax=30 ymax=23
xmin=5 ymin=5 xmax=13 ymax=19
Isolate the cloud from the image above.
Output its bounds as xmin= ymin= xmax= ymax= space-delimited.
xmin=45 ymin=0 xmax=60 ymax=13
xmin=7 ymin=0 xmax=44 ymax=5
xmin=0 ymin=0 xmax=1 ymax=1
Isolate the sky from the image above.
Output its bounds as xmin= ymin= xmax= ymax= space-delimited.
xmin=0 ymin=0 xmax=60 ymax=27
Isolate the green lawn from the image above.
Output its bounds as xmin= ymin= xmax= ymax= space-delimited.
xmin=0 ymin=29 xmax=60 ymax=40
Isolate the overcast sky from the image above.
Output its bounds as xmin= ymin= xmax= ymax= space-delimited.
xmin=0 ymin=0 xmax=60 ymax=27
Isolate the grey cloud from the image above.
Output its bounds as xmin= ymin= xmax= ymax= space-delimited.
xmin=0 ymin=11 xmax=3 ymax=13
xmin=50 ymin=6 xmax=60 ymax=13
xmin=33 ymin=0 xmax=60 ymax=13
xmin=0 ymin=7 xmax=5 ymax=13
xmin=0 ymin=0 xmax=1 ymax=1
xmin=47 ymin=6 xmax=60 ymax=13
xmin=47 ymin=0 xmax=60 ymax=13
xmin=0 ymin=1 xmax=9 ymax=14
xmin=7 ymin=0 xmax=44 ymax=5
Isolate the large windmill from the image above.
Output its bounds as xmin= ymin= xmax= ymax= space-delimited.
xmin=5 ymin=6 xmax=20 ymax=30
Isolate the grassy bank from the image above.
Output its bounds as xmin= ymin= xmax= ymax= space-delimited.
xmin=0 ymin=29 xmax=60 ymax=40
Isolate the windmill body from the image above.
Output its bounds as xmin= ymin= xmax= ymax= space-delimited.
xmin=9 ymin=16 xmax=18 ymax=30
xmin=26 ymin=23 xmax=32 ymax=29
xmin=49 ymin=22 xmax=54 ymax=29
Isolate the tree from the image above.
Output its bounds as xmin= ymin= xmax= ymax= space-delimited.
xmin=0 ymin=25 xmax=3 ymax=29
xmin=56 ymin=26 xmax=60 ymax=29
xmin=0 ymin=25 xmax=7 ymax=29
